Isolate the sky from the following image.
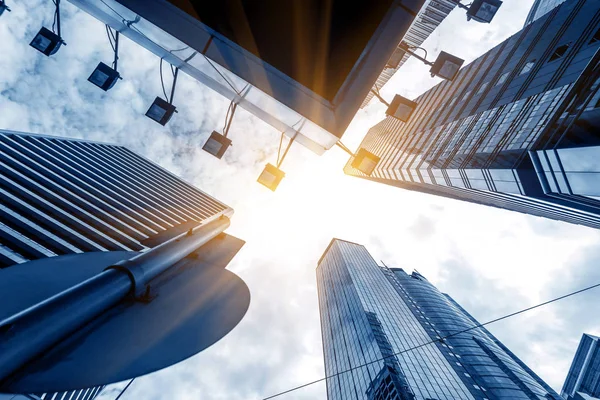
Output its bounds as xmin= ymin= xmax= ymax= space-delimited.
xmin=1 ymin=0 xmax=600 ymax=399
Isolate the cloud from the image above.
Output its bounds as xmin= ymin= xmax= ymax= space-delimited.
xmin=3 ymin=1 xmax=600 ymax=400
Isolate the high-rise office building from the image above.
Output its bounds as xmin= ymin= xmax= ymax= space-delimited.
xmin=562 ymin=334 xmax=600 ymax=399
xmin=66 ymin=0 xmax=426 ymax=155
xmin=0 ymin=129 xmax=241 ymax=400
xmin=346 ymin=0 xmax=600 ymax=229
xmin=317 ymin=239 xmax=562 ymax=400
xmin=361 ymin=0 xmax=457 ymax=108
xmin=524 ymin=0 xmax=567 ymax=26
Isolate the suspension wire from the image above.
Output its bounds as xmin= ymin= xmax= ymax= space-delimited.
xmin=261 ymin=281 xmax=600 ymax=399
xmin=106 ymin=25 xmax=116 ymax=52
xmin=276 ymin=132 xmax=285 ymax=166
xmin=114 ymin=378 xmax=135 ymax=400
xmin=159 ymin=58 xmax=169 ymax=100
xmin=52 ymin=0 xmax=58 ymax=34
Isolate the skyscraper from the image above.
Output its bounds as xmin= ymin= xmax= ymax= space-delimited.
xmin=0 ymin=129 xmax=243 ymax=400
xmin=65 ymin=0 xmax=425 ymax=155
xmin=562 ymin=334 xmax=600 ymax=399
xmin=524 ymin=0 xmax=567 ymax=26
xmin=317 ymin=238 xmax=562 ymax=400
xmin=361 ymin=0 xmax=457 ymax=108
xmin=345 ymin=0 xmax=600 ymax=229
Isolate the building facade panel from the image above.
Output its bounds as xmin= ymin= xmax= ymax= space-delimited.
xmin=317 ymin=239 xmax=562 ymax=399
xmin=346 ymin=0 xmax=600 ymax=230
xmin=0 ymin=129 xmax=234 ymax=400
xmin=562 ymin=334 xmax=600 ymax=399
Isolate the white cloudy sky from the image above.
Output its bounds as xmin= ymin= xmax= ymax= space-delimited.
xmin=1 ymin=1 xmax=600 ymax=399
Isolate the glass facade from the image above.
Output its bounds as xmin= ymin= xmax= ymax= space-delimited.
xmin=524 ymin=0 xmax=568 ymax=26
xmin=346 ymin=0 xmax=600 ymax=230
xmin=361 ymin=0 xmax=457 ymax=108
xmin=0 ymin=129 xmax=234 ymax=400
xmin=317 ymin=239 xmax=561 ymax=400
xmin=562 ymin=334 xmax=600 ymax=399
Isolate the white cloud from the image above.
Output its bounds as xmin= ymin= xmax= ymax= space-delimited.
xmin=1 ymin=0 xmax=599 ymax=399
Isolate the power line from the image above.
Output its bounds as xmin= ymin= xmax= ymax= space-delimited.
xmin=114 ymin=378 xmax=135 ymax=400
xmin=261 ymin=281 xmax=600 ymax=399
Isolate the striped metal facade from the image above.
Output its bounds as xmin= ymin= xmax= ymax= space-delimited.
xmin=0 ymin=129 xmax=233 ymax=400
xmin=346 ymin=0 xmax=600 ymax=230
xmin=360 ymin=0 xmax=457 ymax=108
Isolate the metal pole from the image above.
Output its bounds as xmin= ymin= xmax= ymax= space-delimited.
xmin=400 ymin=45 xmax=434 ymax=67
xmin=449 ymin=0 xmax=470 ymax=11
xmin=113 ymin=31 xmax=120 ymax=71
xmin=335 ymin=141 xmax=355 ymax=158
xmin=370 ymin=90 xmax=389 ymax=107
xmin=56 ymin=0 xmax=61 ymax=38
xmin=169 ymin=67 xmax=179 ymax=104
xmin=0 ymin=216 xmax=230 ymax=383
xmin=276 ymin=131 xmax=298 ymax=168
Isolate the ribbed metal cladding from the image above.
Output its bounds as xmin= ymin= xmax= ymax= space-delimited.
xmin=0 ymin=130 xmax=232 ymax=269
xmin=0 ymin=129 xmax=233 ymax=400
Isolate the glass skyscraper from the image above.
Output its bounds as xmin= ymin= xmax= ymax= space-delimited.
xmin=524 ymin=0 xmax=567 ymax=26
xmin=0 ymin=129 xmax=236 ymax=400
xmin=361 ymin=0 xmax=457 ymax=108
xmin=317 ymin=239 xmax=562 ymax=400
xmin=345 ymin=0 xmax=600 ymax=230
xmin=562 ymin=333 xmax=600 ymax=399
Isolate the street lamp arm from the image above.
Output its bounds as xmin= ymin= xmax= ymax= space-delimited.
xmin=335 ymin=141 xmax=356 ymax=158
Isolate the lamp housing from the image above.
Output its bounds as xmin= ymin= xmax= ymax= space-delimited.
xmin=0 ymin=0 xmax=10 ymax=15
xmin=386 ymin=47 xmax=406 ymax=69
xmin=467 ymin=0 xmax=503 ymax=23
xmin=88 ymin=62 xmax=120 ymax=91
xmin=351 ymin=148 xmax=380 ymax=176
xmin=202 ymin=131 xmax=232 ymax=159
xmin=257 ymin=163 xmax=285 ymax=191
xmin=30 ymin=27 xmax=63 ymax=56
xmin=386 ymin=95 xmax=418 ymax=122
xmin=430 ymin=51 xmax=464 ymax=81
xmin=145 ymin=97 xmax=176 ymax=126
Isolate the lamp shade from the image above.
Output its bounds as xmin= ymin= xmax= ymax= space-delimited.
xmin=430 ymin=51 xmax=464 ymax=81
xmin=351 ymin=148 xmax=380 ymax=176
xmin=202 ymin=131 xmax=232 ymax=159
xmin=467 ymin=0 xmax=503 ymax=23
xmin=30 ymin=27 xmax=63 ymax=56
xmin=88 ymin=62 xmax=120 ymax=91
xmin=386 ymin=95 xmax=418 ymax=122
xmin=145 ymin=97 xmax=176 ymax=126
xmin=257 ymin=163 xmax=285 ymax=191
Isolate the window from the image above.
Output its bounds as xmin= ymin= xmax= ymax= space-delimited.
xmin=549 ymin=44 xmax=570 ymax=62
xmin=495 ymin=71 xmax=510 ymax=86
xmin=477 ymin=82 xmax=489 ymax=95
xmin=520 ymin=60 xmax=536 ymax=75
xmin=590 ymin=28 xmax=600 ymax=44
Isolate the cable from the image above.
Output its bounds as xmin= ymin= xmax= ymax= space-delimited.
xmin=261 ymin=281 xmax=600 ymax=399
xmin=52 ymin=0 xmax=58 ymax=34
xmin=159 ymin=58 xmax=169 ymax=100
xmin=276 ymin=132 xmax=285 ymax=166
xmin=106 ymin=25 xmax=116 ymax=52
xmin=114 ymin=378 xmax=135 ymax=400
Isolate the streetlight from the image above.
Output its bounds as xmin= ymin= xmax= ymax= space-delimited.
xmin=453 ymin=0 xmax=503 ymax=23
xmin=146 ymin=61 xmax=179 ymax=126
xmin=30 ymin=0 xmax=65 ymax=56
xmin=398 ymin=43 xmax=464 ymax=81
xmin=257 ymin=163 xmax=286 ymax=192
xmin=0 ymin=0 xmax=11 ymax=16
xmin=371 ymin=90 xmax=418 ymax=123
xmin=336 ymin=142 xmax=380 ymax=176
xmin=202 ymin=101 xmax=236 ymax=159
xmin=88 ymin=27 xmax=122 ymax=91
xmin=257 ymin=131 xmax=298 ymax=191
